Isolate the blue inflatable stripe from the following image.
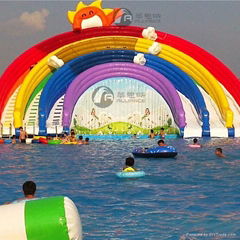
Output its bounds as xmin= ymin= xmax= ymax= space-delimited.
xmin=38 ymin=50 xmax=209 ymax=135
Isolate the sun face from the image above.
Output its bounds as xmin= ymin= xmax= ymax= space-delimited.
xmin=67 ymin=0 xmax=122 ymax=31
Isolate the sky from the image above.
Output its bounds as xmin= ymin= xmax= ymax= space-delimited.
xmin=0 ymin=1 xmax=239 ymax=76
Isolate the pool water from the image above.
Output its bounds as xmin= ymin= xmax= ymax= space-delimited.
xmin=0 ymin=138 xmax=240 ymax=240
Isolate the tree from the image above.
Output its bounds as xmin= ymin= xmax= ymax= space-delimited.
xmin=73 ymin=118 xmax=77 ymax=127
xmin=167 ymin=118 xmax=172 ymax=127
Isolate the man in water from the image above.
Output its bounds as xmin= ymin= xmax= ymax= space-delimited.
xmin=215 ymin=148 xmax=225 ymax=158
xmin=6 ymin=181 xmax=37 ymax=204
xmin=158 ymin=139 xmax=167 ymax=146
xmin=19 ymin=127 xmax=28 ymax=143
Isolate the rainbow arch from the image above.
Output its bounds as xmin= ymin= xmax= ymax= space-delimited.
xmin=0 ymin=26 xmax=239 ymax=137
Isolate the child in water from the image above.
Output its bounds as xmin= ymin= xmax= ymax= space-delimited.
xmin=123 ymin=157 xmax=136 ymax=172
xmin=84 ymin=137 xmax=89 ymax=144
xmin=158 ymin=139 xmax=167 ymax=146
xmin=215 ymin=148 xmax=225 ymax=158
xmin=159 ymin=128 xmax=166 ymax=139
xmin=78 ymin=136 xmax=84 ymax=144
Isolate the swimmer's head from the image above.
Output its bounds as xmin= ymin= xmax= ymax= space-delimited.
xmin=125 ymin=157 xmax=134 ymax=167
xmin=160 ymin=128 xmax=164 ymax=131
xmin=158 ymin=140 xmax=165 ymax=146
xmin=193 ymin=138 xmax=198 ymax=144
xmin=150 ymin=129 xmax=154 ymax=133
xmin=78 ymin=136 xmax=83 ymax=140
xmin=23 ymin=181 xmax=36 ymax=196
xmin=85 ymin=137 xmax=89 ymax=142
xmin=215 ymin=148 xmax=222 ymax=154
xmin=19 ymin=127 xmax=23 ymax=130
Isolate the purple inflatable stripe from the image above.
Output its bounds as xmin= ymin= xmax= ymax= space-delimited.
xmin=62 ymin=62 xmax=186 ymax=128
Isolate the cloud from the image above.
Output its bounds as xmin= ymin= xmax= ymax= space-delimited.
xmin=20 ymin=9 xmax=49 ymax=31
xmin=0 ymin=9 xmax=49 ymax=35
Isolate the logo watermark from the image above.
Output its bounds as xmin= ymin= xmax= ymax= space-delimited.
xmin=114 ymin=8 xmax=133 ymax=26
xmin=92 ymin=86 xmax=114 ymax=108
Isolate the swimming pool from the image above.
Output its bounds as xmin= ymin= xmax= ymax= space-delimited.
xmin=0 ymin=138 xmax=239 ymax=240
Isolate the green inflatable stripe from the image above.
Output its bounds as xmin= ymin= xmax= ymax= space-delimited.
xmin=25 ymin=73 xmax=53 ymax=114
xmin=25 ymin=196 xmax=69 ymax=240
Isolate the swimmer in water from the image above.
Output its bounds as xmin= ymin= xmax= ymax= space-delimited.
xmin=84 ymin=137 xmax=89 ymax=144
xmin=159 ymin=128 xmax=166 ymax=139
xmin=193 ymin=138 xmax=202 ymax=146
xmin=158 ymin=139 xmax=167 ymax=147
xmin=78 ymin=136 xmax=84 ymax=144
xmin=11 ymin=135 xmax=17 ymax=144
xmin=215 ymin=148 xmax=225 ymax=158
xmin=19 ymin=127 xmax=28 ymax=143
xmin=123 ymin=157 xmax=136 ymax=172
xmin=149 ymin=129 xmax=156 ymax=139
xmin=9 ymin=181 xmax=37 ymax=204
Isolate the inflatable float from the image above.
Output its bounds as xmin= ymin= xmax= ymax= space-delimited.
xmin=4 ymin=139 xmax=12 ymax=144
xmin=188 ymin=144 xmax=201 ymax=148
xmin=0 ymin=196 xmax=82 ymax=240
xmin=116 ymin=171 xmax=146 ymax=178
xmin=48 ymin=140 xmax=62 ymax=145
xmin=39 ymin=137 xmax=48 ymax=144
xmin=132 ymin=146 xmax=177 ymax=158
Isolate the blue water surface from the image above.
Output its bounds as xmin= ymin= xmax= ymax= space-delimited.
xmin=0 ymin=138 xmax=240 ymax=240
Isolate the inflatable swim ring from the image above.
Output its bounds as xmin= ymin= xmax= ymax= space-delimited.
xmin=4 ymin=139 xmax=12 ymax=144
xmin=133 ymin=146 xmax=177 ymax=158
xmin=189 ymin=144 xmax=201 ymax=148
xmin=0 ymin=196 xmax=82 ymax=240
xmin=48 ymin=140 xmax=62 ymax=145
xmin=0 ymin=139 xmax=4 ymax=144
xmin=116 ymin=171 xmax=146 ymax=178
xmin=26 ymin=138 xmax=32 ymax=144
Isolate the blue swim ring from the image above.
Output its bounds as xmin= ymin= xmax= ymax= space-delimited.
xmin=4 ymin=139 xmax=12 ymax=144
xmin=133 ymin=146 xmax=177 ymax=158
xmin=116 ymin=171 xmax=146 ymax=178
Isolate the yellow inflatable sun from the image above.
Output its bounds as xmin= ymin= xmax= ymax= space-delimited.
xmin=67 ymin=0 xmax=122 ymax=31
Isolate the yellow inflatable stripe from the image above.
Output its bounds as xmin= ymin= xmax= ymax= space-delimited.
xmin=13 ymin=36 xmax=233 ymax=128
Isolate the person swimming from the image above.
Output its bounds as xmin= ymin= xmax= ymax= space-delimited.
xmin=215 ymin=148 xmax=225 ymax=158
xmin=78 ymin=135 xmax=84 ymax=144
xmin=159 ymin=128 xmax=166 ymax=139
xmin=11 ymin=135 xmax=17 ymax=144
xmin=84 ymin=137 xmax=89 ymax=144
xmin=189 ymin=138 xmax=202 ymax=148
xmin=10 ymin=181 xmax=37 ymax=204
xmin=158 ymin=139 xmax=167 ymax=146
xmin=123 ymin=157 xmax=136 ymax=172
xmin=149 ymin=129 xmax=156 ymax=139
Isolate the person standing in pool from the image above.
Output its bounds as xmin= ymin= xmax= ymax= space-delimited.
xmin=123 ymin=157 xmax=136 ymax=172
xmin=215 ymin=148 xmax=225 ymax=158
xmin=149 ymin=129 xmax=156 ymax=139
xmin=19 ymin=127 xmax=28 ymax=143
xmin=159 ymin=128 xmax=166 ymax=139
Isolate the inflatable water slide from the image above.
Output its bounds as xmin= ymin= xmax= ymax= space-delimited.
xmin=0 ymin=0 xmax=239 ymax=138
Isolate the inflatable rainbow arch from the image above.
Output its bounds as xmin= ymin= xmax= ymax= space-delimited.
xmin=0 ymin=0 xmax=239 ymax=138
